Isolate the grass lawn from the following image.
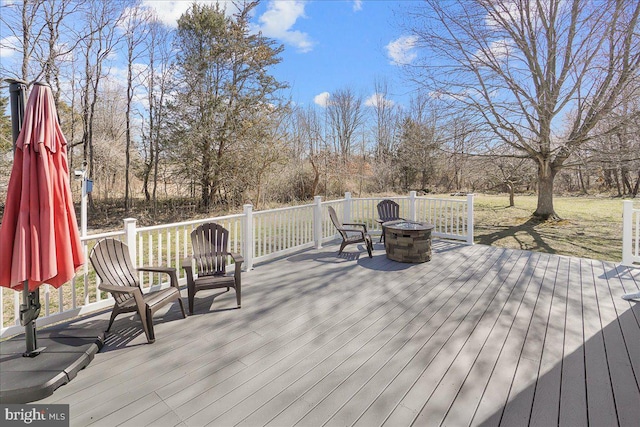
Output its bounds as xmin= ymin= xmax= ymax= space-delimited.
xmin=471 ymin=193 xmax=626 ymax=262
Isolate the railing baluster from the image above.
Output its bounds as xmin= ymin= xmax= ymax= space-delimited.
xmin=44 ymin=284 xmax=50 ymax=317
xmin=14 ymin=292 xmax=19 ymax=326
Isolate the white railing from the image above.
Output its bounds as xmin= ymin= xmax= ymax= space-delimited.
xmin=0 ymin=192 xmax=474 ymax=337
xmin=344 ymin=192 xmax=474 ymax=244
xmin=622 ymin=200 xmax=640 ymax=267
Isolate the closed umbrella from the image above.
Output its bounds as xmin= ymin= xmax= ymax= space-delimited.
xmin=0 ymin=81 xmax=84 ymax=356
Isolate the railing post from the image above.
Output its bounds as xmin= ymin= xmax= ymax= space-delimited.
xmin=243 ymin=204 xmax=254 ymax=270
xmin=622 ymin=200 xmax=633 ymax=266
xmin=344 ymin=192 xmax=352 ymax=223
xmin=313 ymin=196 xmax=323 ymax=249
xmin=124 ymin=218 xmax=137 ymax=267
xmin=467 ymin=193 xmax=475 ymax=245
xmin=409 ymin=191 xmax=417 ymax=221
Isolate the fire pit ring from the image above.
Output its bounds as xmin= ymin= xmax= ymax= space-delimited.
xmin=383 ymin=220 xmax=435 ymax=263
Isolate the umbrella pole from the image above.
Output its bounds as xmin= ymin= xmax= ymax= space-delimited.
xmin=20 ymin=283 xmax=45 ymax=357
xmin=7 ymin=80 xmax=46 ymax=357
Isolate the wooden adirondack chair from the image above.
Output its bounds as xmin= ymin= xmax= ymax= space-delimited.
xmin=377 ymin=199 xmax=403 ymax=242
xmin=90 ymin=238 xmax=186 ymax=343
xmin=328 ymin=206 xmax=373 ymax=258
xmin=182 ymin=223 xmax=244 ymax=314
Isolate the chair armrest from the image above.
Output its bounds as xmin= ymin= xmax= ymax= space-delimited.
xmin=98 ymin=283 xmax=139 ymax=295
xmin=181 ymin=256 xmax=195 ymax=285
xmin=229 ymin=253 xmax=243 ymax=290
xmin=342 ymin=228 xmax=367 ymax=240
xmin=137 ymin=265 xmax=179 ymax=289
xmin=343 ymin=222 xmax=368 ymax=232
xmin=229 ymin=252 xmax=244 ymax=265
xmin=137 ymin=266 xmax=175 ymax=274
xmin=181 ymin=256 xmax=194 ymax=270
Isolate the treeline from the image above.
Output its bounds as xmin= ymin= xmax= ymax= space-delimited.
xmin=1 ymin=1 xmax=638 ymax=219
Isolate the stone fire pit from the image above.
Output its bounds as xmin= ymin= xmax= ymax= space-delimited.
xmin=383 ymin=220 xmax=435 ymax=263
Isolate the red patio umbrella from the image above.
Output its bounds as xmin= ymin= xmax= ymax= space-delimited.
xmin=0 ymin=81 xmax=84 ymax=356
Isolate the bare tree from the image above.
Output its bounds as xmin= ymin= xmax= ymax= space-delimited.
xmin=371 ymin=78 xmax=399 ymax=158
xmin=370 ymin=78 xmax=400 ymax=190
xmin=0 ymin=0 xmax=45 ymax=82
xmin=404 ymin=0 xmax=640 ymax=219
xmin=141 ymin=15 xmax=173 ymax=212
xmin=121 ymin=4 xmax=150 ymax=212
xmin=77 ymin=0 xmax=123 ymax=185
xmin=292 ymin=105 xmax=326 ymax=197
xmin=40 ymin=0 xmax=84 ymax=104
xmin=326 ymin=87 xmax=366 ymax=164
xmin=486 ymin=148 xmax=536 ymax=206
xmin=589 ymin=84 xmax=640 ymax=196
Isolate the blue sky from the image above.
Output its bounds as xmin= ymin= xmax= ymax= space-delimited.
xmin=0 ymin=1 xmax=419 ymax=108
xmin=145 ymin=0 xmax=418 ymax=108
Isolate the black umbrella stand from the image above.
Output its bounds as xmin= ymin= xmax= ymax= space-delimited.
xmin=7 ymin=78 xmax=45 ymax=357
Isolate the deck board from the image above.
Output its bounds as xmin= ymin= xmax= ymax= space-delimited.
xmin=529 ymin=255 xmax=571 ymax=427
xmin=558 ymin=257 xmax=588 ymax=427
xmin=582 ymin=258 xmax=619 ymax=427
xmin=34 ymin=241 xmax=640 ymax=427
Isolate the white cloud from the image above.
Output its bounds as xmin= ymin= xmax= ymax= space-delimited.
xmin=386 ymin=35 xmax=418 ymax=66
xmin=256 ymin=1 xmax=314 ymax=53
xmin=353 ymin=1 xmax=363 ymax=12
xmin=314 ymin=91 xmax=330 ymax=107
xmin=0 ymin=35 xmax=19 ymax=58
xmin=141 ymin=0 xmax=236 ymax=27
xmin=365 ymin=93 xmax=395 ymax=108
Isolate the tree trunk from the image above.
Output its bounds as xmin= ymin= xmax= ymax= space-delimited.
xmin=578 ymin=165 xmax=588 ymax=194
xmin=310 ymin=158 xmax=320 ymax=197
xmin=534 ymin=160 xmax=558 ymax=220
xmin=614 ymin=168 xmax=622 ymax=196
xmin=632 ymin=170 xmax=640 ymax=197
xmin=621 ymin=167 xmax=632 ymax=195
xmin=507 ymin=183 xmax=515 ymax=207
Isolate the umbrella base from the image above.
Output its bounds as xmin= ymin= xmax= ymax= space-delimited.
xmin=0 ymin=322 xmax=103 ymax=403
xmin=22 ymin=347 xmax=46 ymax=358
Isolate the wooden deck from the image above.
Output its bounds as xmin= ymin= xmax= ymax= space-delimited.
xmin=39 ymin=241 xmax=640 ymax=427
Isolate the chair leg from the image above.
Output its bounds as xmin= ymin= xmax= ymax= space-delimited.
xmin=235 ymin=286 xmax=241 ymax=308
xmin=366 ymin=236 xmax=373 ymax=258
xmin=145 ymin=306 xmax=156 ymax=343
xmin=138 ymin=306 xmax=154 ymax=344
xmin=338 ymin=241 xmax=347 ymax=255
xmin=177 ymin=298 xmax=187 ymax=318
xmin=106 ymin=309 xmax=118 ymax=332
xmin=188 ymin=283 xmax=196 ymax=315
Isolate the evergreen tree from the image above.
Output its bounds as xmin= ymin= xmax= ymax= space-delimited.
xmin=0 ymin=96 xmax=12 ymax=152
xmin=170 ymin=1 xmax=287 ymax=208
